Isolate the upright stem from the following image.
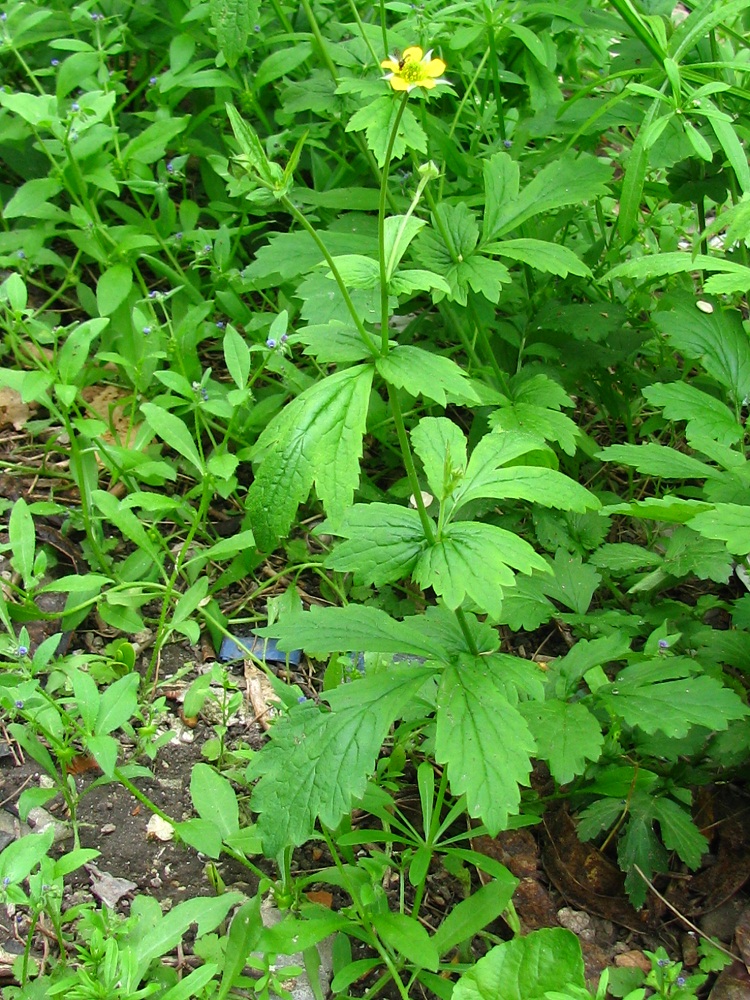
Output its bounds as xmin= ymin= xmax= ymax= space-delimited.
xmin=387 ymin=386 xmax=434 ymax=543
xmin=379 ymin=92 xmax=410 ymax=354
xmin=280 ymin=194 xmax=379 ymax=356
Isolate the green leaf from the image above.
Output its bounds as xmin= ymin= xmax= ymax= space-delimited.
xmin=432 ymin=877 xmax=518 ymax=955
xmin=210 ymin=0 xmax=260 ymax=68
xmin=482 ymin=152 xmax=520 ymax=243
xmin=597 ymin=443 xmax=724 ymax=480
xmin=618 ymin=811 xmax=666 ymax=909
xmin=384 ymin=215 xmax=426 ymax=278
xmin=247 ymin=365 xmax=373 ymax=549
xmin=258 ymin=604 xmax=447 ymax=660
xmin=688 ymin=503 xmax=750 ymax=554
xmin=415 ymin=522 xmax=548 ymax=618
xmin=9 ymin=498 xmax=35 ymax=588
xmin=218 ymin=896 xmax=263 ymax=1000
xmin=346 ymin=96 xmax=426 ymax=167
xmin=617 ymin=112 xmax=653 ymax=243
xmin=600 ymin=497 xmax=712 ymax=523
xmin=653 ymin=295 xmax=750 ymax=405
xmin=377 ymin=346 xmax=479 ymax=406
xmin=484 ymin=239 xmax=590 ymax=278
xmin=95 ymin=673 xmax=140 ymax=735
xmin=325 ymin=503 xmax=427 ymax=587
xmin=607 ymin=252 xmax=750 ymax=283
xmin=652 ymin=798 xmax=707 ymax=869
xmin=452 ymin=927 xmax=585 ymax=1000
xmin=255 ymin=43 xmax=312 ymax=89
xmin=3 ymin=178 xmax=63 ymax=220
xmin=454 ymin=434 xmax=597 ymax=513
xmin=190 ymin=763 xmax=239 ymax=840
xmin=223 ymin=325 xmax=251 ymax=389
xmin=96 ymin=264 xmax=133 ymax=317
xmin=599 ymin=674 xmax=747 ymax=738
xmin=520 ymin=700 xmax=603 ymax=785
xmin=371 ymin=911 xmax=439 ymax=971
xmin=541 ymin=551 xmax=601 ymax=614
xmin=327 ymin=254 xmax=379 ymax=289
xmin=122 ymin=117 xmax=190 ymax=166
xmin=435 ymin=656 xmax=535 ymax=833
xmin=0 ymin=829 xmax=55 ymax=884
xmin=412 ymin=416 xmax=468 ymax=501
xmin=249 ymin=664 xmax=435 ymax=854
xmin=86 ymin=734 xmax=119 ymax=778
xmin=72 ymin=669 xmax=100 ymax=732
xmin=226 ymin=104 xmax=276 ymax=185
xmin=141 ymin=402 xmax=204 ymax=474
xmin=128 ymin=894 xmax=244 ymax=981
xmin=488 ymin=153 xmax=612 ymax=238
xmin=643 ymin=382 xmax=742 ymax=447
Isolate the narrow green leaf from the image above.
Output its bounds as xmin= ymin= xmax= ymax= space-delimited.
xmin=372 ymin=911 xmax=439 ymax=971
xmin=597 ymin=442 xmax=724 ymax=480
xmin=217 ymin=895 xmax=263 ymax=1000
xmin=96 ymin=264 xmax=133 ymax=317
xmin=223 ymin=325 xmax=251 ymax=389
xmin=190 ymin=763 xmax=239 ymax=840
xmin=95 ymin=673 xmax=140 ymax=735
xmin=433 ymin=877 xmax=518 ymax=955
xmin=9 ymin=498 xmax=35 ymax=587
xmin=141 ymin=402 xmax=204 ymax=474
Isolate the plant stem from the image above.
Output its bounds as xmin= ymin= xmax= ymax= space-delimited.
xmin=387 ymin=386 xmax=434 ymax=542
xmin=279 ymin=194 xmax=379 ymax=356
xmin=379 ymin=92 xmax=410 ymax=354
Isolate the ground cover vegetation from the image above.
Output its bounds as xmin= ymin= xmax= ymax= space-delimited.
xmin=1 ymin=0 xmax=750 ymax=996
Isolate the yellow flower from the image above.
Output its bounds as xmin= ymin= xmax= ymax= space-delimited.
xmin=380 ymin=46 xmax=448 ymax=93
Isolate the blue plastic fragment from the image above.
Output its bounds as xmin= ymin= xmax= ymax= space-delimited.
xmin=218 ymin=632 xmax=301 ymax=666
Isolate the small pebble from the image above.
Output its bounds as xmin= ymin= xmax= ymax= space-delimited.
xmin=100 ymin=823 xmax=116 ymax=835
xmin=180 ymin=729 xmax=194 ymax=743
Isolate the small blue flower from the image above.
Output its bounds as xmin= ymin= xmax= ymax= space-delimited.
xmin=71 ymin=102 xmax=80 ymax=112
xmin=657 ymin=958 xmax=670 ymax=968
xmin=280 ymin=332 xmax=288 ymax=344
xmin=1 ymin=13 xmax=7 ymax=21
xmin=175 ymin=231 xmax=183 ymax=240
xmin=253 ymin=24 xmax=261 ymax=32
xmin=15 ymin=700 xmax=24 ymax=709
xmin=202 ymin=244 xmax=212 ymax=253
xmin=51 ymin=58 xmax=60 ymax=67
xmin=676 ymin=977 xmax=686 ymax=987
xmin=17 ymin=646 xmax=28 ymax=656
xmin=200 ymin=387 xmax=209 ymax=401
xmin=658 ymin=639 xmax=669 ymax=649
xmin=142 ymin=326 xmax=152 ymax=335
xmin=17 ymin=250 xmax=25 ymax=260
xmin=149 ymin=290 xmax=158 ymax=298
xmin=503 ymin=139 xmax=512 ymax=148
xmin=166 ymin=160 xmax=174 ymax=173
xmin=297 ymin=695 xmax=307 ymax=703
xmin=266 ymin=338 xmax=276 ymax=349
xmin=3 ymin=877 xmax=10 ymax=886
xmin=215 ymin=320 xmax=225 ymax=329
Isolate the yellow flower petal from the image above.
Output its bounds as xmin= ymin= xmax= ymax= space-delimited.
xmin=402 ymin=46 xmax=424 ymax=62
xmin=425 ymin=58 xmax=446 ymax=77
xmin=381 ymin=58 xmax=400 ymax=71
xmin=388 ymin=76 xmax=411 ymax=91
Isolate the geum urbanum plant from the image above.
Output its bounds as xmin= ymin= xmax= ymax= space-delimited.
xmin=223 ymin=55 xmax=605 ymax=862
